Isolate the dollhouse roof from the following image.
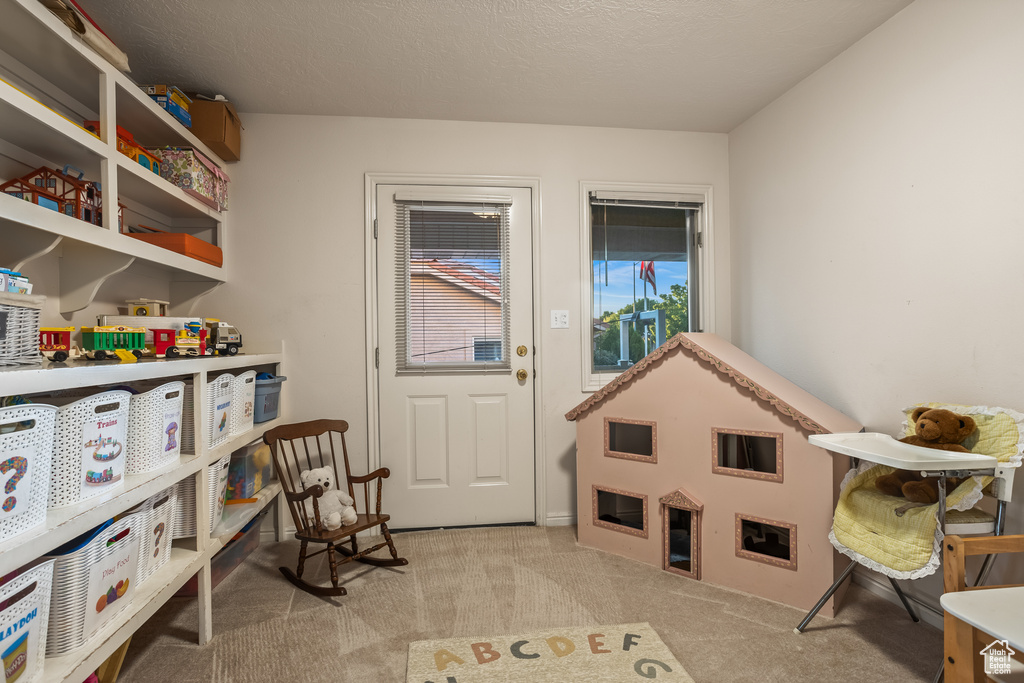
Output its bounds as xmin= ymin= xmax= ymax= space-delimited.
xmin=565 ymin=332 xmax=862 ymax=435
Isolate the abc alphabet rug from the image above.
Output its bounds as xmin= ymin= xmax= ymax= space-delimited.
xmin=406 ymin=622 xmax=693 ymax=682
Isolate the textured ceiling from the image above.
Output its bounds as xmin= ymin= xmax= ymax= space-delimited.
xmin=81 ymin=0 xmax=912 ymax=133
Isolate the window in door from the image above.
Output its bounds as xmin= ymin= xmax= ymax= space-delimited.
xmin=581 ymin=185 xmax=712 ymax=391
xmin=394 ymin=196 xmax=511 ymax=372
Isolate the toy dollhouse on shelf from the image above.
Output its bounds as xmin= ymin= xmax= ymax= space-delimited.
xmin=566 ymin=333 xmax=862 ymax=616
xmin=0 ymin=165 xmax=124 ymax=228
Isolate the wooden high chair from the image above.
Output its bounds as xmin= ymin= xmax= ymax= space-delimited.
xmin=263 ymin=419 xmax=408 ymax=597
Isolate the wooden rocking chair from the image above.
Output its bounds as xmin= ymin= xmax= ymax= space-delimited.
xmin=263 ymin=419 xmax=408 ymax=596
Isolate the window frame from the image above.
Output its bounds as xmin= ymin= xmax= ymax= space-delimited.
xmin=592 ymin=485 xmax=649 ymax=539
xmin=711 ymin=428 xmax=784 ymax=483
xmin=579 ymin=181 xmax=715 ymax=392
xmin=734 ymin=513 xmax=798 ymax=571
xmin=604 ymin=416 xmax=658 ymax=463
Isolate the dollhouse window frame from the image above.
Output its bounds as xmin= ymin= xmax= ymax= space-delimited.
xmin=604 ymin=417 xmax=658 ymax=463
xmin=711 ymin=428 xmax=784 ymax=483
xmin=661 ymin=493 xmax=702 ymax=580
xmin=734 ymin=513 xmax=798 ymax=571
xmin=592 ymin=485 xmax=648 ymax=538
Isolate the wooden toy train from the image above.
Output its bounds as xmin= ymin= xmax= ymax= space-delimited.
xmin=39 ymin=317 xmax=242 ymax=362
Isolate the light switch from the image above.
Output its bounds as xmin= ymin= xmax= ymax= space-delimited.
xmin=551 ymin=310 xmax=569 ymax=329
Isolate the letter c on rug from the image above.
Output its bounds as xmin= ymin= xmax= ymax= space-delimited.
xmin=433 ymin=649 xmax=465 ymax=671
xmin=510 ymin=640 xmax=540 ymax=659
xmin=471 ymin=642 xmax=501 ymax=664
xmin=588 ymin=634 xmax=610 ymax=654
xmin=546 ymin=636 xmax=576 ymax=657
xmin=634 ymin=658 xmax=672 ymax=679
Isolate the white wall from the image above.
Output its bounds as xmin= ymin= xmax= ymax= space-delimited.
xmin=205 ymin=116 xmax=730 ymax=525
xmin=730 ymin=0 xmax=1024 ymax=601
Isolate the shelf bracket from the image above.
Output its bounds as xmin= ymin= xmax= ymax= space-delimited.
xmin=169 ymin=281 xmax=223 ymax=317
xmin=0 ymin=223 xmax=63 ymax=271
xmin=59 ymin=241 xmax=135 ymax=316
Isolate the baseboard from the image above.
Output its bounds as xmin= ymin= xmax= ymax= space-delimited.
xmin=544 ymin=513 xmax=576 ymax=527
xmin=851 ymin=568 xmax=942 ymax=629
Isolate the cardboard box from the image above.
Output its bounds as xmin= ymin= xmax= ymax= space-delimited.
xmin=188 ymin=99 xmax=241 ymax=162
xmin=150 ymin=95 xmax=192 ymax=128
xmin=141 ymin=85 xmax=192 ymax=110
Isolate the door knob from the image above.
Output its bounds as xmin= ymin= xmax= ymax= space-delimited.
xmin=516 ymin=369 xmax=528 ymax=381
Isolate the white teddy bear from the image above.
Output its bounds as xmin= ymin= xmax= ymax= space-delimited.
xmin=299 ymin=465 xmax=357 ymax=531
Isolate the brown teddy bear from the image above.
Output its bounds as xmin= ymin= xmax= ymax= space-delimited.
xmin=874 ymin=407 xmax=977 ymax=504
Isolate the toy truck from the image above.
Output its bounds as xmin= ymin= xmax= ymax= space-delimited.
xmin=98 ymin=315 xmax=243 ymax=356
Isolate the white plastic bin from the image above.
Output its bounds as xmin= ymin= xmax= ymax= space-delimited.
xmin=0 ymin=559 xmax=54 ymax=683
xmin=49 ymin=391 xmax=132 ymax=507
xmin=0 ymin=292 xmax=44 ymax=366
xmin=125 ymin=381 xmax=185 ymax=475
xmin=230 ymin=371 xmax=256 ymax=437
xmin=171 ymin=454 xmax=230 ymax=538
xmin=0 ymin=404 xmax=56 ymax=544
xmin=206 ymin=374 xmax=233 ymax=449
xmin=130 ymin=487 xmax=177 ymax=584
xmin=45 ymin=514 xmax=141 ymax=656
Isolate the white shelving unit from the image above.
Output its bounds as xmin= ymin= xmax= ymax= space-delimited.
xmin=0 ymin=0 xmax=227 ymax=317
xmin=0 ymin=1 xmax=285 ymax=680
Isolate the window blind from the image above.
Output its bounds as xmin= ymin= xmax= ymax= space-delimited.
xmin=394 ymin=197 xmax=512 ymax=373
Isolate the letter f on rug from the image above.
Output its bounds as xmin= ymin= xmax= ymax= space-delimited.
xmin=406 ymin=622 xmax=693 ymax=682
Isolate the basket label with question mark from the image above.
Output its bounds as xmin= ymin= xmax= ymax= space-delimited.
xmin=0 ymin=449 xmax=32 ymax=521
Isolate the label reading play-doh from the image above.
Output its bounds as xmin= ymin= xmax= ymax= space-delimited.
xmin=79 ymin=412 xmax=126 ymax=497
xmin=0 ymin=448 xmax=33 ymax=522
xmin=162 ymin=408 xmax=181 ymax=458
xmin=2 ymin=632 xmax=28 ymax=683
xmin=215 ymin=400 xmax=231 ymax=437
xmin=82 ymin=527 xmax=138 ymax=638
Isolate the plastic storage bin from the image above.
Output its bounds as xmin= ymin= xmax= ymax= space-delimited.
xmin=230 ymin=371 xmax=256 ymax=437
xmin=171 ymin=454 xmax=230 ymax=539
xmin=176 ymin=508 xmax=267 ymax=597
xmin=49 ymin=391 xmax=132 ymax=507
xmin=0 ymin=292 xmax=44 ymax=366
xmin=254 ymin=374 xmax=286 ymax=423
xmin=128 ymin=487 xmax=176 ymax=585
xmin=0 ymin=404 xmax=56 ymax=544
xmin=206 ymin=374 xmax=233 ymax=449
xmin=125 ymin=381 xmax=185 ymax=475
xmin=45 ymin=515 xmax=141 ymax=656
xmin=226 ymin=442 xmax=272 ymax=502
xmin=0 ymin=559 xmax=55 ymax=683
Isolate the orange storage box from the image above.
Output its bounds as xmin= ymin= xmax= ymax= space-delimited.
xmin=126 ymin=226 xmax=222 ymax=267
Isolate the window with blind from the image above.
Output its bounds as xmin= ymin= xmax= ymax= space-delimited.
xmin=394 ymin=196 xmax=511 ymax=373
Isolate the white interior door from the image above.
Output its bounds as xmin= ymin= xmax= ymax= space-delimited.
xmin=376 ymin=184 xmax=535 ymax=528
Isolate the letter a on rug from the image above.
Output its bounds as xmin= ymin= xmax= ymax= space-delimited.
xmin=406 ymin=622 xmax=693 ymax=682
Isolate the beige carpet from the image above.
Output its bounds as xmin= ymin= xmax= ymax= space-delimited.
xmin=407 ymin=622 xmax=692 ymax=682
xmin=117 ymin=525 xmax=941 ymax=682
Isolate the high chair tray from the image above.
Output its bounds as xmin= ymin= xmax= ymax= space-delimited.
xmin=809 ymin=432 xmax=999 ymax=470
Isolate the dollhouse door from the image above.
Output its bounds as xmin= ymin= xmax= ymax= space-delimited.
xmin=374 ymin=183 xmax=536 ymax=528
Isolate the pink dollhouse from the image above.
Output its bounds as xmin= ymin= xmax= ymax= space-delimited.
xmin=566 ymin=333 xmax=862 ymax=616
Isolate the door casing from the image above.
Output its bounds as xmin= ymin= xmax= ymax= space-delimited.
xmin=364 ymin=173 xmax=546 ymax=525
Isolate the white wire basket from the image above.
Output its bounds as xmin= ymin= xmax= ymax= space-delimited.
xmin=125 ymin=381 xmax=185 ymax=475
xmin=0 ymin=292 xmax=44 ymax=366
xmin=230 ymin=371 xmax=256 ymax=437
xmin=45 ymin=514 xmax=141 ymax=656
xmin=0 ymin=559 xmax=54 ymax=683
xmin=206 ymin=374 xmax=233 ymax=449
xmin=0 ymin=404 xmax=56 ymax=544
xmin=171 ymin=454 xmax=230 ymax=538
xmin=49 ymin=391 xmax=132 ymax=508
xmin=129 ymin=486 xmax=176 ymax=585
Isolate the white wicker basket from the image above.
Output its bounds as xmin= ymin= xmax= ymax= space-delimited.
xmin=0 ymin=292 xmax=44 ymax=366
xmin=180 ymin=380 xmax=195 ymax=454
xmin=207 ymin=374 xmax=233 ymax=449
xmin=0 ymin=404 xmax=56 ymax=544
xmin=130 ymin=486 xmax=176 ymax=584
xmin=45 ymin=514 xmax=141 ymax=656
xmin=49 ymin=391 xmax=132 ymax=508
xmin=125 ymin=381 xmax=185 ymax=475
xmin=230 ymin=371 xmax=256 ymax=437
xmin=171 ymin=454 xmax=230 ymax=538
xmin=0 ymin=559 xmax=54 ymax=683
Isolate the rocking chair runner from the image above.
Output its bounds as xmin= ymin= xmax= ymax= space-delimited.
xmin=263 ymin=419 xmax=408 ymax=596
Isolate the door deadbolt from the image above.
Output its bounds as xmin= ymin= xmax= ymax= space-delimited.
xmin=516 ymin=345 xmax=528 ymax=357
xmin=516 ymin=369 xmax=528 ymax=381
